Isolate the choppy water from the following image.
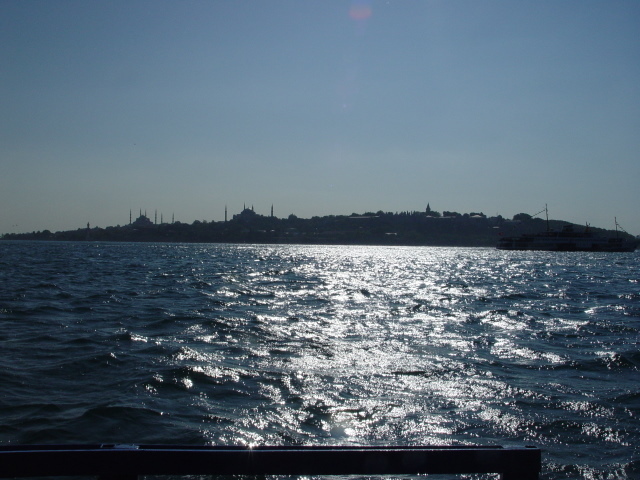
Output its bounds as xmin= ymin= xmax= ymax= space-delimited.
xmin=0 ymin=241 xmax=638 ymax=479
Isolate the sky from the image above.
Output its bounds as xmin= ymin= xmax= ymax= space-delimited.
xmin=2 ymin=0 xmax=639 ymax=235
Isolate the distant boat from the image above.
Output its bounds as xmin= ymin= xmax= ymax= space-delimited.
xmin=496 ymin=207 xmax=638 ymax=252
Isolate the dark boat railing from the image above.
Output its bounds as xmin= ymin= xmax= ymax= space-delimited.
xmin=0 ymin=444 xmax=541 ymax=480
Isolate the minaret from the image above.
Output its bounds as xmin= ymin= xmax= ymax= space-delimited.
xmin=130 ymin=210 xmax=132 ymax=225
xmin=271 ymin=204 xmax=274 ymax=218
xmin=225 ymin=205 xmax=228 ymax=222
xmin=155 ymin=210 xmax=157 ymax=224
xmin=161 ymin=213 xmax=163 ymax=224
xmin=172 ymin=213 xmax=174 ymax=224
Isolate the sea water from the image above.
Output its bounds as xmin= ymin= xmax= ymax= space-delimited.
xmin=0 ymin=241 xmax=638 ymax=479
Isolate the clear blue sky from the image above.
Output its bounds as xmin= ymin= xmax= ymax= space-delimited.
xmin=2 ymin=1 xmax=639 ymax=234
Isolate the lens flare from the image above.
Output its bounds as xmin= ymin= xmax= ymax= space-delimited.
xmin=349 ymin=3 xmax=372 ymax=21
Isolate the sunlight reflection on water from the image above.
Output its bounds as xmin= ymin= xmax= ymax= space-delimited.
xmin=1 ymin=243 xmax=638 ymax=479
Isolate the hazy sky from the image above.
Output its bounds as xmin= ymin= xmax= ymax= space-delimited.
xmin=2 ymin=1 xmax=639 ymax=235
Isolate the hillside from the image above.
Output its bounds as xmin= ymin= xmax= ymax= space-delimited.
xmin=2 ymin=208 xmax=635 ymax=247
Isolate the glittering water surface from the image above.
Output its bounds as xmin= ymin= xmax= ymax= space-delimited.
xmin=0 ymin=242 xmax=638 ymax=479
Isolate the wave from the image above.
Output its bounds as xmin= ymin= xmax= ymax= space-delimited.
xmin=1 ymin=242 xmax=639 ymax=479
